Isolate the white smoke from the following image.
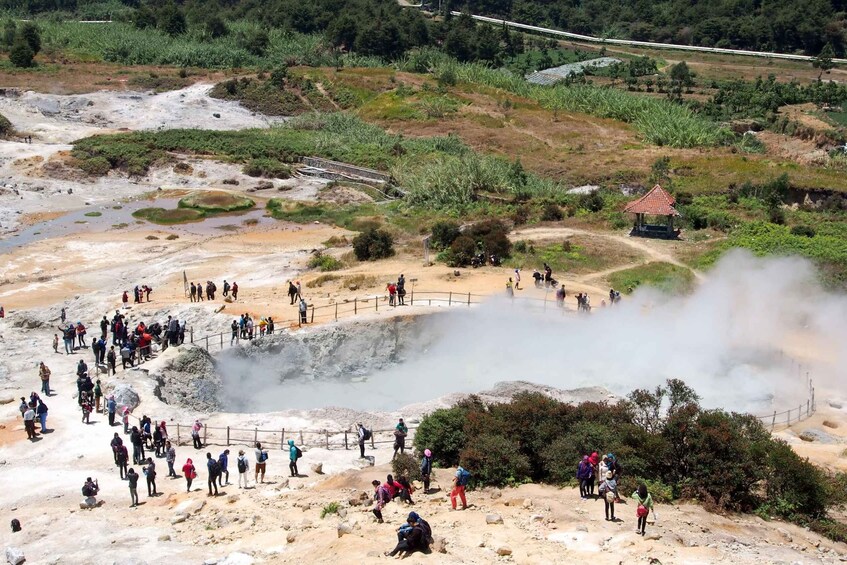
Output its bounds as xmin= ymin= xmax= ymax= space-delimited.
xmin=219 ymin=250 xmax=841 ymax=414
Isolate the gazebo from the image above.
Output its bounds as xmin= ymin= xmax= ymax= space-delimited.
xmin=623 ymin=184 xmax=680 ymax=239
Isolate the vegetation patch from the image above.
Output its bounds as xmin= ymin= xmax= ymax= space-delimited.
xmin=608 ymin=262 xmax=696 ymax=294
xmin=83 ymin=211 xmax=102 ymax=217
xmin=307 ymin=252 xmax=342 ymax=272
xmin=177 ymin=191 xmax=255 ymax=213
xmin=132 ymin=207 xmax=205 ymax=224
xmin=508 ymin=237 xmax=640 ymax=276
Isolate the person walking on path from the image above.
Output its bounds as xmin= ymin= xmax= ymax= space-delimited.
xmin=393 ymin=418 xmax=408 ymax=460
xmin=165 ymin=441 xmax=177 ymax=478
xmin=288 ymin=439 xmax=300 ymax=477
xmin=372 ymin=479 xmax=390 ymax=524
xmin=116 ymin=444 xmax=129 ymax=480
xmin=107 ymin=396 xmax=117 ymax=426
xmin=288 ymin=281 xmax=298 ymax=305
xmin=39 ymin=362 xmax=51 ymax=396
xmin=127 ymin=468 xmax=139 ymax=507
xmin=237 ymin=450 xmax=250 ymax=489
xmin=76 ymin=322 xmax=87 ymax=348
xmin=206 ymin=452 xmax=220 ymax=496
xmin=106 ymin=346 xmax=116 ymax=376
xmin=254 ymin=442 xmax=267 ymax=484
xmin=218 ymin=450 xmax=230 ymax=486
xmin=298 ymin=298 xmax=308 ymax=325
xmin=191 ymin=419 xmax=203 ymax=449
xmin=450 ymin=466 xmax=469 ymax=510
xmin=182 ymin=458 xmax=196 ymax=492
xmin=577 ymin=455 xmax=594 ymax=499
xmin=190 ymin=283 xmax=196 ymax=302
xmin=231 ymin=282 xmax=238 ymax=301
xmin=600 ymin=471 xmax=618 ymax=521
xmin=632 ymin=483 xmax=654 ymax=536
xmin=60 ymin=307 xmax=66 ymax=324
xmin=420 ymin=449 xmax=433 ymax=493
xmin=196 ymin=283 xmax=204 ymax=302
xmin=143 ymin=458 xmax=157 ymax=496
xmin=357 ymin=423 xmax=369 ymax=458
xmin=36 ymin=399 xmax=48 ymax=432
xmin=94 ymin=379 xmax=102 ymax=413
xmin=514 ymin=268 xmax=521 ymax=290
xmin=23 ymin=403 xmax=37 ymax=440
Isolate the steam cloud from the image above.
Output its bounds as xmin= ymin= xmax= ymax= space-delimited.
xmin=219 ymin=251 xmax=841 ymax=414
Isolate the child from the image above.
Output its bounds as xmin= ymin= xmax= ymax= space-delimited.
xmin=632 ymin=483 xmax=654 ymax=536
xmin=52 ymin=334 xmax=59 ymax=353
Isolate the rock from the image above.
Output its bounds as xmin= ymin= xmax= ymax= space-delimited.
xmin=431 ymin=535 xmax=447 ymax=554
xmin=644 ymin=533 xmax=662 ymax=541
xmin=337 ymin=522 xmax=353 ymax=538
xmin=349 ymin=497 xmax=362 ymax=507
xmin=5 ymin=547 xmax=25 ymax=565
xmin=112 ymin=559 xmax=148 ymax=565
xmin=530 ymin=514 xmax=544 ymax=522
xmin=828 ymin=400 xmax=843 ymax=409
xmin=496 ymin=547 xmax=513 ymax=556
xmin=214 ymin=516 xmax=230 ymax=528
xmin=575 ymin=524 xmax=588 ymax=532
xmin=218 ymin=553 xmax=254 ymax=565
xmin=311 ymin=463 xmax=323 ymax=475
xmin=486 ymin=514 xmax=504 ymax=525
xmin=227 ymin=495 xmax=238 ymax=503
xmin=353 ymin=456 xmax=375 ymax=468
xmin=823 ymin=420 xmax=839 ymax=429
xmin=286 ymin=532 xmax=296 ymax=543
xmin=338 ymin=508 xmax=348 ymax=518
xmin=490 ymin=490 xmax=502 ymax=499
xmin=158 ymin=535 xmax=171 ymax=542
xmin=522 ymin=498 xmax=533 ymax=509
xmin=80 ymin=497 xmax=97 ymax=509
xmin=0 ymin=397 xmax=14 ymax=405
xmin=174 ymin=499 xmax=205 ymax=515
xmin=111 ymin=383 xmax=140 ymax=411
xmin=212 ymin=113 xmax=221 ymax=119
xmin=171 ymin=513 xmax=188 ymax=524
xmin=255 ymin=181 xmax=274 ymax=190
xmin=274 ymin=479 xmax=290 ymax=490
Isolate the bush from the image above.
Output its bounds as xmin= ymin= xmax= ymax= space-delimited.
xmin=578 ymin=191 xmax=604 ymax=212
xmin=320 ymin=502 xmax=339 ymax=519
xmin=392 ymin=453 xmax=423 ymax=483
xmin=430 ymin=220 xmax=461 ymax=250
xmin=242 ymin=158 xmax=291 ymax=178
xmin=413 ymin=405 xmax=468 ymax=467
xmin=541 ymin=202 xmax=564 ymax=221
xmin=447 ymin=234 xmax=476 ymax=267
xmin=9 ymin=39 xmax=34 ymax=68
xmin=352 ymin=227 xmax=395 ymax=261
xmin=308 ymin=252 xmax=342 ymax=272
xmin=768 ymin=206 xmax=786 ymax=225
xmin=77 ymin=156 xmax=112 ymax=175
xmin=0 ymin=113 xmax=13 ymax=138
xmin=790 ymin=225 xmax=816 ymax=238
xmin=460 ymin=433 xmax=532 ymax=487
xmin=18 ymin=23 xmax=40 ymax=55
xmin=468 ymin=219 xmax=511 ymax=258
xmin=513 ymin=204 xmax=531 ymax=225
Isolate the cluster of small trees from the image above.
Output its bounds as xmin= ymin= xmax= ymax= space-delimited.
xmin=430 ymin=219 xmax=512 ymax=267
xmin=3 ymin=20 xmax=41 ymax=68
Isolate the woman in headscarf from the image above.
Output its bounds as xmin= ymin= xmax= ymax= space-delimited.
xmin=182 ymin=458 xmax=197 ymax=493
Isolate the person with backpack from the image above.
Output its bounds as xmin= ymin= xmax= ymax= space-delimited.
xmin=599 ymin=471 xmax=618 ymax=521
xmin=357 ymin=423 xmax=371 ymax=458
xmin=153 ymin=426 xmax=164 ymax=458
xmin=420 ymin=449 xmax=433 ymax=493
xmin=82 ymin=478 xmax=99 ymax=501
xmin=182 ymin=458 xmax=197 ymax=493
xmin=255 ymin=442 xmax=268 ymax=484
xmin=143 ymin=457 xmax=157 ymax=497
xmin=393 ymin=418 xmax=408 ymax=461
xmin=287 ymin=281 xmax=298 ymax=305
xmin=116 ymin=443 xmax=129 ymax=480
xmin=372 ymin=479 xmax=391 ymax=524
xmin=237 ymin=450 xmax=250 ymax=489
xmin=206 ymin=452 xmax=220 ymax=496
xmin=165 ymin=441 xmax=177 ymax=478
xmin=386 ymin=512 xmax=431 ymax=557
xmin=218 ymin=450 xmax=230 ymax=486
xmin=577 ymin=455 xmax=594 ymax=499
xmin=127 ymin=468 xmax=139 ymax=507
xmin=632 ymin=483 xmax=654 ymax=536
xmin=451 ymin=466 xmax=470 ymax=510
xmin=288 ymin=439 xmax=301 ymax=477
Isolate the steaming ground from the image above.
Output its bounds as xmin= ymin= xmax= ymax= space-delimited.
xmin=213 ymin=251 xmax=831 ymax=414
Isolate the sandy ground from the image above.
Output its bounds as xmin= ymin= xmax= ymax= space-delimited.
xmin=1 ymin=84 xmax=846 ymax=565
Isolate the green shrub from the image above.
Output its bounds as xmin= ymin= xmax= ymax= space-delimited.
xmin=18 ymin=22 xmax=40 ymax=55
xmin=320 ymin=502 xmax=339 ymax=519
xmin=308 ymin=252 xmax=342 ymax=271
xmin=9 ymin=39 xmax=34 ymax=68
xmin=468 ymin=219 xmax=512 ymax=258
xmin=78 ymin=156 xmax=112 ymax=176
xmin=512 ymin=204 xmax=531 ymax=225
xmin=790 ymin=225 xmax=816 ymax=238
xmin=391 ymin=453 xmax=423 ymax=483
xmin=578 ymin=191 xmax=604 ymax=212
xmin=430 ymin=220 xmax=461 ymax=250
xmin=541 ymin=202 xmax=564 ymax=221
xmin=242 ymin=158 xmax=291 ymax=178
xmin=0 ymin=113 xmax=13 ymax=138
xmin=413 ymin=405 xmax=468 ymax=467
xmin=460 ymin=433 xmax=532 ymax=487
xmin=352 ymin=227 xmax=395 ymax=260
xmin=446 ymin=234 xmax=476 ymax=267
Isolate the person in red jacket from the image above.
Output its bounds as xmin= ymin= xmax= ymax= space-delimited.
xmin=384 ymin=474 xmax=413 ymax=504
xmin=231 ymin=282 xmax=238 ymax=301
xmin=387 ymin=283 xmax=397 ymax=307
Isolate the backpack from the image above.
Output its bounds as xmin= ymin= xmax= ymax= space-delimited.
xmin=209 ymin=459 xmax=221 ymax=476
xmin=377 ymin=486 xmax=391 ymax=504
xmin=259 ymin=451 xmax=268 ymax=463
xmin=637 ymin=504 xmax=649 ymax=518
xmin=362 ymin=428 xmax=372 ymax=441
xmin=418 ymin=518 xmax=433 ymax=546
xmin=82 ymin=484 xmax=95 ymax=497
xmin=294 ymin=446 xmax=302 ymax=460
xmin=457 ymin=469 xmax=471 ymax=487
xmin=237 ymin=458 xmax=248 ymax=473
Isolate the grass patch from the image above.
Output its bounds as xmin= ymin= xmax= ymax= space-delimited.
xmin=132 ymin=207 xmax=205 ymax=225
xmin=608 ymin=262 xmax=695 ymax=294
xmin=320 ymin=502 xmax=339 ymax=519
xmin=178 ymin=191 xmax=255 ymax=213
xmin=83 ymin=211 xmax=102 ymax=217
xmin=507 ymin=237 xmax=640 ymax=275
xmin=306 ymin=274 xmax=341 ymax=288
xmin=128 ymin=73 xmax=191 ymax=93
xmin=166 ymin=234 xmax=179 ymax=240
xmin=308 ymin=252 xmax=343 ymax=271
xmin=342 ymin=274 xmax=376 ymax=290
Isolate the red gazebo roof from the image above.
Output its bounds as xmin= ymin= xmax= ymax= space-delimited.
xmin=623 ymin=185 xmax=679 ymax=216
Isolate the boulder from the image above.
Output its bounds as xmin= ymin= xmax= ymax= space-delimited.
xmin=337 ymin=522 xmax=353 ymax=538
xmin=349 ymin=497 xmax=362 ymax=507
xmin=158 ymin=535 xmax=171 ymax=542
xmin=644 ymin=533 xmax=662 ymax=541
xmin=286 ymin=532 xmax=296 ymax=544
xmin=486 ymin=514 xmax=504 ymax=525
xmin=496 ymin=547 xmax=512 ymax=556
xmin=273 ymin=479 xmax=290 ymax=490
xmin=0 ymin=397 xmax=15 ymax=405
xmin=112 ymin=383 xmax=140 ymax=411
xmin=174 ymin=498 xmax=206 ymax=515
xmin=431 ymin=536 xmax=447 ymax=554
xmin=171 ymin=513 xmax=188 ymax=525
xmin=522 ymin=499 xmax=533 ymax=509
xmin=218 ymin=553 xmax=254 ymax=565
xmin=311 ymin=463 xmax=323 ymax=475
xmin=5 ymin=547 xmax=25 ymax=565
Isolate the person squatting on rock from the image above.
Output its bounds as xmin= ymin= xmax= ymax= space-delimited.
xmin=386 ymin=512 xmax=432 ymax=558
xmin=385 ymin=474 xmax=414 ymax=505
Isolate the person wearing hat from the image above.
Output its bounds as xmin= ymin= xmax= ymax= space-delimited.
xmin=420 ymin=449 xmax=433 ymax=493
xmin=599 ymin=470 xmax=618 ymax=521
xmin=386 ymin=511 xmax=431 ymax=557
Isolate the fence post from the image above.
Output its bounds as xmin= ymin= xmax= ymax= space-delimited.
xmin=203 ymin=424 xmax=207 ymax=447
xmin=205 ymin=336 xmax=209 ymax=351
xmin=335 ymin=303 xmax=338 ymax=321
xmin=281 ymin=429 xmax=285 ymax=450
xmin=354 ymin=298 xmax=357 ymax=314
xmin=311 ymin=305 xmax=315 ymax=324
xmin=448 ymin=292 xmax=452 ymax=306
xmin=375 ymin=297 xmax=378 ymax=312
xmin=344 ymin=431 xmax=348 ymax=450
xmin=807 ymin=399 xmax=810 ymax=417
xmin=467 ymin=292 xmax=471 ymax=306
xmin=254 ymin=427 xmax=258 ymax=445
xmin=325 ymin=430 xmax=330 ymax=449
xmin=410 ymin=290 xmax=414 ymax=305
xmin=370 ymin=432 xmax=375 ymax=449
xmin=787 ymin=408 xmax=791 ymax=425
xmin=299 ymin=431 xmax=304 ymax=445
xmin=177 ymin=423 xmax=181 ymax=445
xmin=227 ymin=426 xmax=230 ymax=446
xmin=220 ymin=333 xmax=223 ymax=348
xmin=771 ymin=411 xmax=776 ymax=431
xmin=190 ymin=328 xmax=193 ymax=344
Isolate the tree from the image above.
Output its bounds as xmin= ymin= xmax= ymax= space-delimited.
xmin=158 ymin=5 xmax=187 ymax=37
xmin=352 ymin=227 xmax=395 ymax=260
xmin=133 ymin=7 xmax=157 ymax=30
xmin=9 ymin=38 xmax=34 ymax=68
xmin=813 ymin=43 xmax=835 ymax=80
xmin=18 ymin=22 xmax=40 ymax=55
xmin=205 ymin=16 xmax=229 ymax=39
xmin=3 ymin=19 xmax=16 ymax=48
xmin=669 ymin=61 xmax=694 ymax=88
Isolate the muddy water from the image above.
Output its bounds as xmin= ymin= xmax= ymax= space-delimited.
xmin=0 ymin=197 xmax=274 ymax=251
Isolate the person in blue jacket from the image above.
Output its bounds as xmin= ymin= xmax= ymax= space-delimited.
xmin=288 ymin=439 xmax=300 ymax=477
